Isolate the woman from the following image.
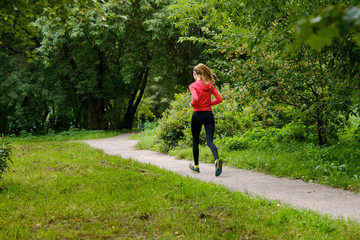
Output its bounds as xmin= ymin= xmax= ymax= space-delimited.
xmin=189 ymin=63 xmax=223 ymax=176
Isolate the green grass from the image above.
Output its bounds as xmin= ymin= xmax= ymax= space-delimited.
xmin=131 ymin=129 xmax=158 ymax=151
xmin=168 ymin=142 xmax=360 ymax=192
xmin=135 ymin=126 xmax=360 ymax=192
xmin=1 ymin=133 xmax=360 ymax=239
xmin=9 ymin=129 xmax=122 ymax=142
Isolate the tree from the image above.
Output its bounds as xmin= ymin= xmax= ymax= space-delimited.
xmin=0 ymin=0 xmax=97 ymax=133
xmin=0 ymin=0 xmax=202 ymax=133
xmin=169 ymin=0 xmax=360 ymax=145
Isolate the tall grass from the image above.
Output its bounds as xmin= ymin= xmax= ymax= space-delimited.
xmin=1 ymin=133 xmax=359 ymax=239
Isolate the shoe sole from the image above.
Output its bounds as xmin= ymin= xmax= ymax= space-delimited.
xmin=215 ymin=159 xmax=223 ymax=177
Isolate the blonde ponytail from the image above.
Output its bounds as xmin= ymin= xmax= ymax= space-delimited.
xmin=193 ymin=63 xmax=218 ymax=84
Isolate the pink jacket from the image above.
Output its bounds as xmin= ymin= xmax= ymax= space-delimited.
xmin=189 ymin=80 xmax=223 ymax=112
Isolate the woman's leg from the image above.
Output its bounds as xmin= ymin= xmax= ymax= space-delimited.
xmin=191 ymin=112 xmax=202 ymax=166
xmin=203 ymin=112 xmax=219 ymax=160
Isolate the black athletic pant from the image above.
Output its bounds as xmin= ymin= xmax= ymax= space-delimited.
xmin=191 ymin=111 xmax=219 ymax=165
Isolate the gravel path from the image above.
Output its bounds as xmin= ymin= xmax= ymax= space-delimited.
xmin=83 ymin=133 xmax=360 ymax=222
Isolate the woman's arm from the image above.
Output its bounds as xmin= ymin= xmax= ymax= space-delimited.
xmin=211 ymin=86 xmax=223 ymax=106
xmin=189 ymin=85 xmax=199 ymax=105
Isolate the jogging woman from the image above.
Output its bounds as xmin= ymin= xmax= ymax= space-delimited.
xmin=189 ymin=63 xmax=223 ymax=176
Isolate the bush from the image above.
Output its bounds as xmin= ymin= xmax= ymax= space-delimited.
xmin=156 ymin=84 xmax=250 ymax=151
xmin=220 ymin=136 xmax=249 ymax=150
xmin=339 ymin=116 xmax=360 ymax=144
xmin=0 ymin=135 xmax=12 ymax=180
xmin=155 ymin=84 xmax=299 ymax=152
xmin=156 ymin=93 xmax=193 ymax=151
xmin=279 ymin=121 xmax=316 ymax=143
xmin=155 ymin=84 xmax=318 ymax=152
xmin=219 ymin=121 xmax=316 ymax=151
xmin=241 ymin=127 xmax=281 ymax=150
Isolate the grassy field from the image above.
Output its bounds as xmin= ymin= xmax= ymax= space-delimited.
xmin=1 ymin=131 xmax=360 ymax=239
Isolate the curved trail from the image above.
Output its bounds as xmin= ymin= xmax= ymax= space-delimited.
xmin=83 ymin=133 xmax=360 ymax=222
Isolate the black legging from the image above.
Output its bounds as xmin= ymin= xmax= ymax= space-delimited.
xmin=191 ymin=111 xmax=219 ymax=165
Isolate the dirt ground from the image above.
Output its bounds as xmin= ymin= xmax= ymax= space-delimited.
xmin=83 ymin=133 xmax=360 ymax=222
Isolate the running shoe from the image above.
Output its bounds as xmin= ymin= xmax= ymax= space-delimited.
xmin=215 ymin=159 xmax=223 ymax=177
xmin=189 ymin=163 xmax=200 ymax=173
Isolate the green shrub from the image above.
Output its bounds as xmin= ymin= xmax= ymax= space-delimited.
xmin=220 ymin=136 xmax=249 ymax=150
xmin=213 ymin=84 xmax=262 ymax=137
xmin=155 ymin=84 xmax=319 ymax=152
xmin=247 ymin=100 xmax=293 ymax=128
xmin=156 ymin=93 xmax=193 ymax=151
xmin=0 ymin=135 xmax=12 ymax=180
xmin=220 ymin=121 xmax=315 ymax=151
xmin=135 ymin=121 xmax=159 ymax=150
xmin=339 ymin=116 xmax=360 ymax=144
xmin=240 ymin=127 xmax=281 ymax=150
xmin=280 ymin=121 xmax=316 ymax=143
xmin=156 ymin=84 xmax=250 ymax=151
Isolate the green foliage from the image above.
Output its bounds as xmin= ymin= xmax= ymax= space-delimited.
xmin=212 ymin=84 xmax=249 ymax=137
xmin=169 ymin=0 xmax=360 ymax=146
xmin=218 ymin=121 xmax=316 ymax=152
xmin=134 ymin=121 xmax=159 ymax=150
xmin=139 ymin=115 xmax=360 ymax=191
xmin=1 ymin=0 xmax=201 ymax=133
xmin=137 ymin=98 xmax=156 ymax=122
xmin=2 ymin=0 xmax=360 ymax=145
xmin=137 ymin=89 xmax=360 ymax=190
xmin=220 ymin=136 xmax=249 ymax=151
xmin=155 ymin=84 xmax=247 ymax=151
xmin=155 ymin=83 xmax=296 ymax=152
xmin=294 ymin=6 xmax=360 ymax=50
xmin=339 ymin=116 xmax=360 ymax=144
xmin=279 ymin=121 xmax=317 ymax=143
xmin=217 ymin=118 xmax=360 ymax=191
xmin=0 ymin=135 xmax=12 ymax=180
xmin=156 ymin=93 xmax=193 ymax=151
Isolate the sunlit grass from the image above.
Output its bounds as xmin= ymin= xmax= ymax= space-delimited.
xmin=1 ymin=135 xmax=360 ymax=239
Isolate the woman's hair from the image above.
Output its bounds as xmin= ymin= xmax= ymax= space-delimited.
xmin=193 ymin=63 xmax=218 ymax=84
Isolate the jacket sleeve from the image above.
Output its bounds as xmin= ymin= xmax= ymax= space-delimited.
xmin=189 ymin=85 xmax=199 ymax=105
xmin=211 ymin=86 xmax=223 ymax=106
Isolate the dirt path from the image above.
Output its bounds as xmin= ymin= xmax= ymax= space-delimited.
xmin=83 ymin=133 xmax=360 ymax=222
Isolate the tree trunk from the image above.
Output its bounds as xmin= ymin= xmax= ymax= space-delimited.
xmin=315 ymin=109 xmax=327 ymax=145
xmin=85 ymin=95 xmax=104 ymax=129
xmin=0 ymin=107 xmax=8 ymax=134
xmin=86 ymin=50 xmax=105 ymax=130
xmin=123 ymin=66 xmax=150 ymax=129
xmin=63 ymin=43 xmax=84 ymax=128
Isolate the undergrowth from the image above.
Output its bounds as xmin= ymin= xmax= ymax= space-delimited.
xmin=135 ymin=120 xmax=360 ymax=192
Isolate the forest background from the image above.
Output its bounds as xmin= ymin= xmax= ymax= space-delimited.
xmin=2 ymin=0 xmax=360 ymax=190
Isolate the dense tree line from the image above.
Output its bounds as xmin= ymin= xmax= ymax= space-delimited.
xmin=1 ymin=0 xmax=360 ymax=146
xmin=0 ymin=0 xmax=203 ymax=133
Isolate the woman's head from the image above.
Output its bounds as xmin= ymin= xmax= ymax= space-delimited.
xmin=193 ymin=63 xmax=218 ymax=84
